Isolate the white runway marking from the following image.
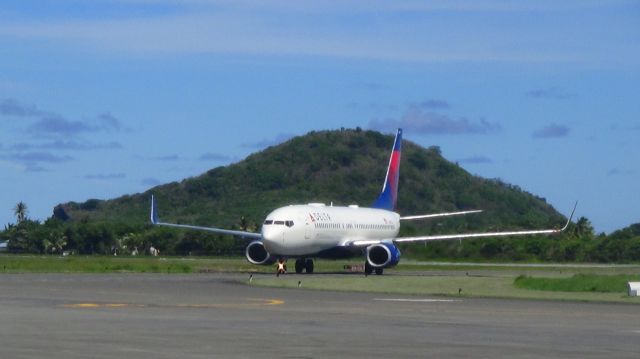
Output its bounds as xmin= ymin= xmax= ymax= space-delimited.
xmin=373 ymin=298 xmax=460 ymax=303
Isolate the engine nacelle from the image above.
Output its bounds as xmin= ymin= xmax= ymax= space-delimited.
xmin=366 ymin=242 xmax=401 ymax=268
xmin=245 ymin=241 xmax=274 ymax=265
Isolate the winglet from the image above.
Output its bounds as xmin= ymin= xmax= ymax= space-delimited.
xmin=150 ymin=195 xmax=159 ymax=225
xmin=560 ymin=201 xmax=578 ymax=231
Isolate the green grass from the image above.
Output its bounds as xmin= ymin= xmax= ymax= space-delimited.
xmin=0 ymin=255 xmax=368 ymax=274
xmin=247 ymin=261 xmax=640 ymax=303
xmin=0 ymin=255 xmax=252 ymax=274
xmin=514 ymin=274 xmax=640 ymax=293
xmin=250 ymin=273 xmax=640 ymax=303
xmin=0 ymin=255 xmax=190 ymax=273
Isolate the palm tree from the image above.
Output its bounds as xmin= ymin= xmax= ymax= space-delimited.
xmin=13 ymin=202 xmax=28 ymax=223
xmin=43 ymin=233 xmax=68 ymax=254
xmin=575 ymin=216 xmax=594 ymax=239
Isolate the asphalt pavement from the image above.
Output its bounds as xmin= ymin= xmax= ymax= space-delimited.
xmin=0 ymin=273 xmax=638 ymax=358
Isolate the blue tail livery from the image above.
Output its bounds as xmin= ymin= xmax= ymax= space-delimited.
xmin=372 ymin=128 xmax=402 ymax=211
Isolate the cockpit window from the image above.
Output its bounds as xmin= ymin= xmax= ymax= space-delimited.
xmin=270 ymin=220 xmax=293 ymax=226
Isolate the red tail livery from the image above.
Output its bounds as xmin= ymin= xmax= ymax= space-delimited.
xmin=372 ymin=128 xmax=402 ymax=211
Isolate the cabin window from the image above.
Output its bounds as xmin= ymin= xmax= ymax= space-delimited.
xmin=274 ymin=221 xmax=285 ymax=225
xmin=285 ymin=220 xmax=294 ymax=227
xmin=264 ymin=220 xmax=273 ymax=225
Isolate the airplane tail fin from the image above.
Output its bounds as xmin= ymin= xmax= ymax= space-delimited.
xmin=372 ymin=128 xmax=402 ymax=211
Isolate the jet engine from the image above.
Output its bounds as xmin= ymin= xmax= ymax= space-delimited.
xmin=366 ymin=242 xmax=401 ymax=268
xmin=245 ymin=241 xmax=274 ymax=265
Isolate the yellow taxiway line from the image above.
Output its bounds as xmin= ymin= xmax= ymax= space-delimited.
xmin=61 ymin=298 xmax=284 ymax=309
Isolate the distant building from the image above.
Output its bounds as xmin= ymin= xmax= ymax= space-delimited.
xmin=0 ymin=241 xmax=7 ymax=252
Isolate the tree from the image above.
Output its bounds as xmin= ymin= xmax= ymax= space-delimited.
xmin=14 ymin=202 xmax=28 ymax=223
xmin=574 ymin=217 xmax=595 ymax=239
xmin=42 ymin=231 xmax=68 ymax=254
xmin=6 ymin=219 xmax=41 ymax=253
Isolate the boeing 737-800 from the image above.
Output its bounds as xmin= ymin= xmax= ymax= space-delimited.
xmin=151 ymin=128 xmax=575 ymax=275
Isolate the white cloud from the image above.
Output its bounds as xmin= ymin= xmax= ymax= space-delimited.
xmin=458 ymin=155 xmax=493 ymax=164
xmin=369 ymin=105 xmax=500 ymax=135
xmin=84 ymin=173 xmax=127 ymax=180
xmin=532 ymin=124 xmax=570 ymax=139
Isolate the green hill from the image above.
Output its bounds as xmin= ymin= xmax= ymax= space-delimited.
xmin=54 ymin=128 xmax=565 ymax=237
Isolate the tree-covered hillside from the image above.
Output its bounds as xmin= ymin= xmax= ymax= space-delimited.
xmin=54 ymin=128 xmax=564 ymax=234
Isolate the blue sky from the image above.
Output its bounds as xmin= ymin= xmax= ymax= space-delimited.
xmin=0 ymin=0 xmax=638 ymax=233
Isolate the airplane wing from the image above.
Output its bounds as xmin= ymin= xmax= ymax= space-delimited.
xmin=400 ymin=209 xmax=482 ymax=220
xmin=150 ymin=195 xmax=262 ymax=240
xmin=349 ymin=202 xmax=577 ymax=247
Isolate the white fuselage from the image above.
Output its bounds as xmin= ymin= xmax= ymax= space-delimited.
xmin=260 ymin=203 xmax=400 ymax=256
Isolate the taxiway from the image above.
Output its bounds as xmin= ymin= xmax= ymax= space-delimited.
xmin=0 ymin=273 xmax=638 ymax=358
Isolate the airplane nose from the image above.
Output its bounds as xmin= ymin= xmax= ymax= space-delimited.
xmin=261 ymin=227 xmax=284 ymax=253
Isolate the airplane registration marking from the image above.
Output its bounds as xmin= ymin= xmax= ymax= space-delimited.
xmin=61 ymin=298 xmax=284 ymax=309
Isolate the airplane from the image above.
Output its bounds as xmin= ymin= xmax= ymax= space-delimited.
xmin=150 ymin=128 xmax=575 ymax=275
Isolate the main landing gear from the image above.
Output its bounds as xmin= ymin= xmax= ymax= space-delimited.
xmin=364 ymin=261 xmax=383 ymax=276
xmin=294 ymin=258 xmax=314 ymax=274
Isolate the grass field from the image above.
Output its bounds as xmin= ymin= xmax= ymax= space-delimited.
xmin=251 ymin=271 xmax=640 ymax=304
xmin=251 ymin=274 xmax=640 ymax=303
xmin=0 ymin=255 xmax=350 ymax=274
xmin=2 ymin=255 xmax=639 ymax=303
xmin=0 ymin=255 xmax=247 ymax=274
xmin=514 ymin=274 xmax=640 ymax=293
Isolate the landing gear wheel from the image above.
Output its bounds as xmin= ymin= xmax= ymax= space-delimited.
xmin=305 ymin=259 xmax=314 ymax=274
xmin=375 ymin=268 xmax=384 ymax=275
xmin=364 ymin=261 xmax=373 ymax=276
xmin=295 ymin=259 xmax=304 ymax=274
